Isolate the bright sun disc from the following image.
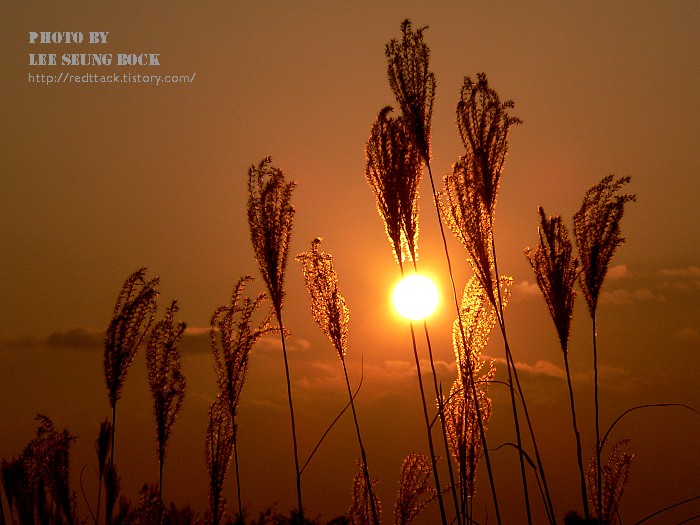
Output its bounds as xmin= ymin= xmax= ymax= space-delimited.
xmin=392 ymin=275 xmax=439 ymax=320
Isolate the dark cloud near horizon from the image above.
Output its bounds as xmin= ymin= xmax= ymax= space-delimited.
xmin=1 ymin=326 xmax=104 ymax=352
xmin=1 ymin=326 xmax=211 ymax=353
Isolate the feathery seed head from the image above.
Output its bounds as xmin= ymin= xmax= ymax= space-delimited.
xmin=210 ymin=276 xmax=274 ymax=431
xmin=444 ymin=377 xmax=492 ymax=498
xmin=441 ymin=156 xmax=499 ymax=305
xmin=366 ymin=107 xmax=422 ymax=265
xmin=348 ymin=461 xmax=381 ymax=525
xmin=386 ymin=19 xmax=436 ymax=162
xmin=526 ymin=207 xmax=579 ymax=351
xmin=452 ymin=276 xmax=500 ymax=380
xmin=586 ymin=439 xmax=634 ymax=525
xmin=204 ymin=396 xmax=234 ymax=525
xmin=146 ymin=300 xmax=187 ymax=465
xmin=457 ymin=73 xmax=521 ymax=215
xmin=296 ymin=238 xmax=350 ymax=359
xmin=104 ymin=267 xmax=159 ymax=409
xmin=574 ymin=175 xmax=636 ymax=316
xmin=247 ymin=157 xmax=296 ymax=317
xmin=394 ymin=453 xmax=436 ymax=525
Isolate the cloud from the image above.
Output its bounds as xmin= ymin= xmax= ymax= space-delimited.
xmin=512 ymin=280 xmax=541 ymax=301
xmin=673 ymin=326 xmax=699 ymax=342
xmin=253 ymin=335 xmax=312 ymax=354
xmin=2 ymin=327 xmax=104 ymax=351
xmin=491 ymin=357 xmax=565 ymax=379
xmin=45 ymin=327 xmax=103 ymax=350
xmin=515 ymin=359 xmax=566 ymax=379
xmin=659 ymin=266 xmax=700 ymax=278
xmin=656 ymin=266 xmax=700 ymax=293
xmin=607 ymin=264 xmax=632 ymax=279
xmin=600 ymin=288 xmax=664 ymax=305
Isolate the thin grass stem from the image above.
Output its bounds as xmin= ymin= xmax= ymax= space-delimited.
xmin=277 ymin=311 xmax=303 ymax=521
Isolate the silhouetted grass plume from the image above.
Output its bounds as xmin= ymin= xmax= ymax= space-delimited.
xmin=526 ymin=207 xmax=588 ymax=520
xmin=296 ymin=238 xmax=379 ymax=525
xmin=146 ymin=300 xmax=187 ymax=516
xmin=247 ymin=157 xmax=304 ymax=520
xmin=573 ymin=174 xmax=636 ymax=521
xmin=104 ymin=268 xmax=159 ymax=467
xmin=210 ymin=276 xmax=274 ymax=518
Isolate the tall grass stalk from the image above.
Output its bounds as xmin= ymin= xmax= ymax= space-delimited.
xmin=210 ymin=276 xmax=274 ymax=517
xmin=526 ymin=207 xmax=588 ymax=520
xmin=386 ymin=20 xmax=514 ymax=524
xmin=442 ymin=71 xmax=559 ymax=523
xmin=104 ymin=268 xmax=159 ymax=467
xmin=146 ymin=300 xmax=187 ymax=520
xmin=381 ymin=23 xmax=465 ymax=518
xmin=296 ymin=238 xmax=380 ymax=524
xmin=573 ymin=175 xmax=636 ymax=521
xmin=247 ymin=157 xmax=303 ymax=520
xmin=365 ymin=103 xmax=449 ymax=525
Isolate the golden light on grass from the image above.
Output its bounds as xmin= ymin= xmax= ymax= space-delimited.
xmin=392 ymin=274 xmax=439 ymax=320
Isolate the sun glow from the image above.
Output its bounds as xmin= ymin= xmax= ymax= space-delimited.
xmin=392 ymin=274 xmax=439 ymax=320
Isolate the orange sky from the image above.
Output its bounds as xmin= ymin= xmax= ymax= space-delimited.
xmin=2 ymin=2 xmax=699 ymax=523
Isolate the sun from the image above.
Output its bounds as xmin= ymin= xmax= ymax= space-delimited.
xmin=392 ymin=274 xmax=439 ymax=320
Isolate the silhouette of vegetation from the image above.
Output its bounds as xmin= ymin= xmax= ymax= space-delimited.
xmin=205 ymin=398 xmax=235 ymax=525
xmin=146 ymin=300 xmax=187 ymax=517
xmin=526 ymin=208 xmax=588 ymax=520
xmin=247 ymin=157 xmax=304 ymax=521
xmin=104 ymin=268 xmax=159 ymax=468
xmin=4 ymin=17 xmax=700 ymax=525
xmin=586 ymin=439 xmax=633 ymax=525
xmin=370 ymin=22 xmax=459 ymax=524
xmin=296 ymin=238 xmax=379 ymax=525
xmin=210 ymin=276 xmax=274 ymax=518
xmin=393 ymin=454 xmax=435 ymax=525
xmin=443 ymin=276 xmax=499 ymax=523
xmin=0 ymin=416 xmax=78 ymax=525
xmin=348 ymin=462 xmax=381 ymax=525
xmin=573 ymin=175 xmax=636 ymax=521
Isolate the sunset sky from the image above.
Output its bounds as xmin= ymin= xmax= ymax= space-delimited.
xmin=2 ymin=2 xmax=699 ymax=523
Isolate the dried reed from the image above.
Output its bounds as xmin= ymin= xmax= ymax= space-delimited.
xmin=444 ymin=276 xmax=498 ymax=521
xmin=365 ymin=106 xmax=422 ymax=266
xmin=104 ymin=268 xmax=159 ymax=467
xmin=348 ymin=462 xmax=381 ymax=525
xmin=573 ymin=175 xmax=635 ymax=520
xmin=442 ymin=72 xmax=558 ymax=524
xmin=210 ymin=276 xmax=274 ymax=517
xmin=526 ymin=207 xmax=588 ymax=520
xmin=0 ymin=416 xmax=78 ymax=525
xmin=394 ymin=453 xmax=436 ymax=525
xmin=247 ymin=157 xmax=304 ymax=519
xmin=296 ymin=238 xmax=379 ymax=524
xmin=386 ymin=19 xmax=435 ymax=164
xmin=586 ymin=439 xmax=633 ymax=525
xmin=146 ymin=300 xmax=187 ymax=515
xmin=205 ymin=397 xmax=235 ymax=525
xmin=365 ymin=102 xmax=450 ymax=524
